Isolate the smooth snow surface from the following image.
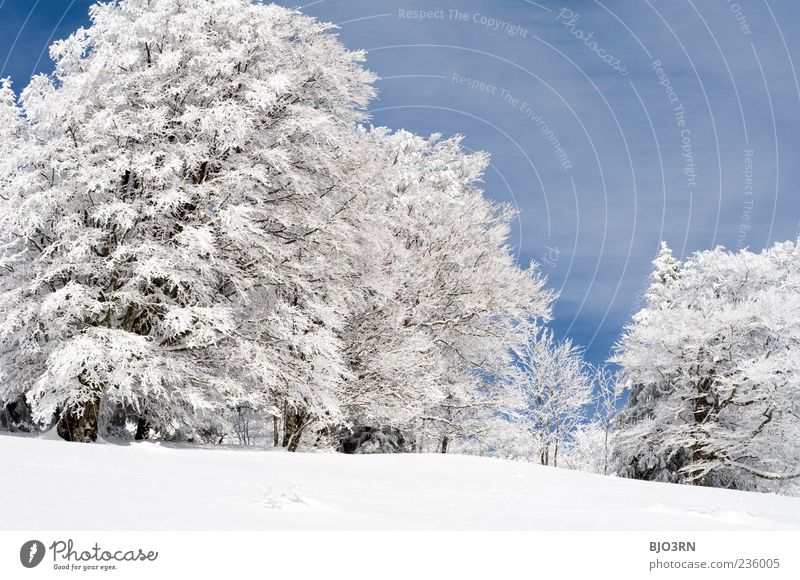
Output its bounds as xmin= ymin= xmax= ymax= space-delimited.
xmin=2 ymin=434 xmax=799 ymax=530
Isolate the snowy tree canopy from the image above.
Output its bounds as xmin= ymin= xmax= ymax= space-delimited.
xmin=613 ymin=240 xmax=800 ymax=493
xmin=338 ymin=128 xmax=553 ymax=452
xmin=0 ymin=0 xmax=552 ymax=447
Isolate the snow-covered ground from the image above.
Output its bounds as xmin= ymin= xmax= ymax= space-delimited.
xmin=2 ymin=433 xmax=799 ymax=530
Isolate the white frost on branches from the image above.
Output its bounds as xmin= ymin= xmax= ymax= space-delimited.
xmin=0 ymin=0 xmax=553 ymax=449
xmin=613 ymin=241 xmax=800 ymax=494
xmin=509 ymin=327 xmax=593 ymax=466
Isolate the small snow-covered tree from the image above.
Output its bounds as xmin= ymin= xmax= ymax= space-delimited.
xmin=511 ymin=327 xmax=593 ymax=466
xmin=560 ymin=365 xmax=621 ymax=474
xmin=593 ymin=364 xmax=621 ymax=475
xmin=613 ymin=240 xmax=800 ymax=494
xmin=560 ymin=422 xmax=606 ymax=474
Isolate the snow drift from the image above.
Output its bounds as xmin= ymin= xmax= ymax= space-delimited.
xmin=2 ymin=434 xmax=799 ymax=530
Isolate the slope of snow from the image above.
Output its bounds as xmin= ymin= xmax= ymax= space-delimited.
xmin=1 ymin=433 xmax=799 ymax=530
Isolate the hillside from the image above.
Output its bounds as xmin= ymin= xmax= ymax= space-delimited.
xmin=1 ymin=433 xmax=799 ymax=530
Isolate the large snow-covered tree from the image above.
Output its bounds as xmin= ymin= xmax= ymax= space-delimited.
xmin=613 ymin=241 xmax=800 ymax=494
xmin=0 ymin=0 xmax=554 ymax=450
xmin=0 ymin=0 xmax=376 ymax=442
xmin=0 ymin=78 xmax=32 ymax=433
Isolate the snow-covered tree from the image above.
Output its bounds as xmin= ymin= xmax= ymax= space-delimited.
xmin=560 ymin=422 xmax=607 ymax=474
xmin=510 ymin=327 xmax=593 ymax=466
xmin=560 ymin=364 xmax=621 ymax=474
xmin=591 ymin=364 xmax=620 ymax=475
xmin=0 ymin=0 xmax=376 ymax=442
xmin=0 ymin=0 xmax=555 ymax=450
xmin=613 ymin=240 xmax=800 ymax=494
xmin=337 ymin=129 xmax=553 ymax=453
xmin=611 ymin=243 xmax=696 ymax=483
xmin=0 ymin=77 xmax=32 ymax=433
xmin=0 ymin=77 xmax=25 ymax=181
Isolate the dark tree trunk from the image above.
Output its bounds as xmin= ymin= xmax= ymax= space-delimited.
xmin=1 ymin=397 xmax=34 ymax=432
xmin=282 ymin=405 xmax=307 ymax=452
xmin=103 ymin=404 xmax=130 ymax=439
xmin=287 ymin=430 xmax=306 ymax=452
xmin=281 ymin=400 xmax=290 ymax=448
xmin=440 ymin=435 xmax=449 ymax=454
xmin=691 ymin=375 xmax=716 ymax=486
xmin=273 ymin=416 xmax=280 ymax=447
xmin=134 ymin=417 xmax=151 ymax=441
xmin=57 ymin=397 xmax=100 ymax=443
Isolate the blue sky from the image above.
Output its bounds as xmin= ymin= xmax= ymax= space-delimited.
xmin=2 ymin=0 xmax=798 ymax=366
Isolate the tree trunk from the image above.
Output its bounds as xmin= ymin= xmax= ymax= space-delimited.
xmin=287 ymin=424 xmax=306 ymax=452
xmin=273 ymin=416 xmax=279 ymax=447
xmin=1 ymin=397 xmax=34 ymax=433
xmin=282 ymin=404 xmax=307 ymax=452
xmin=134 ymin=416 xmax=151 ymax=441
xmin=691 ymin=375 xmax=716 ymax=486
xmin=57 ymin=397 xmax=100 ymax=443
xmin=281 ymin=400 xmax=290 ymax=447
xmin=440 ymin=435 xmax=449 ymax=454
